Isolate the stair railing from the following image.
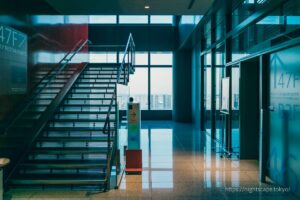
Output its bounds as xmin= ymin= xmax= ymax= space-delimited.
xmin=103 ymin=33 xmax=135 ymax=190
xmin=3 ymin=39 xmax=90 ymax=183
xmin=1 ymin=39 xmax=90 ymax=136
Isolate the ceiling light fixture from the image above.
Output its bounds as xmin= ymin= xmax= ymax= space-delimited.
xmin=145 ymin=5 xmax=150 ymax=9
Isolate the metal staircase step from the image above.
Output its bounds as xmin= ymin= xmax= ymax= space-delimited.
xmin=19 ymin=160 xmax=107 ymax=169
xmin=63 ymin=97 xmax=113 ymax=101
xmin=46 ymin=127 xmax=115 ymax=132
xmin=30 ymin=147 xmax=109 ymax=154
xmin=9 ymin=61 xmax=126 ymax=191
xmin=60 ymin=104 xmax=114 ymax=107
xmin=68 ymin=91 xmax=115 ymax=95
xmin=49 ymin=119 xmax=113 ymax=123
xmin=10 ymin=175 xmax=106 ymax=185
xmin=55 ymin=111 xmax=115 ymax=115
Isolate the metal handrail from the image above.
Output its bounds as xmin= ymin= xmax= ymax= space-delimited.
xmin=1 ymin=39 xmax=90 ymax=136
xmin=4 ymin=39 xmax=90 ymax=183
xmin=102 ymin=33 xmax=135 ymax=190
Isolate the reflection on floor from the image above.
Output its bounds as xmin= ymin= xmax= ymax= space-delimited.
xmin=206 ymin=119 xmax=240 ymax=158
xmin=6 ymin=121 xmax=298 ymax=200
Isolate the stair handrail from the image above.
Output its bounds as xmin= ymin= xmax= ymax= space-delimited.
xmin=1 ymin=39 xmax=90 ymax=136
xmin=102 ymin=33 xmax=135 ymax=190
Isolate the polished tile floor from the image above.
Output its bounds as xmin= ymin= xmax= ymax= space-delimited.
xmin=6 ymin=121 xmax=299 ymax=200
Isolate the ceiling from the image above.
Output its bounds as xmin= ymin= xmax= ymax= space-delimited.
xmin=44 ymin=0 xmax=214 ymax=15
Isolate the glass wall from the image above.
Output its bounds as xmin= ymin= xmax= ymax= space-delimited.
xmin=128 ymin=68 xmax=148 ymax=110
xmin=215 ymin=45 xmax=226 ymax=146
xmin=204 ymin=53 xmax=212 ymax=133
xmin=119 ymin=15 xmax=148 ymax=24
xmin=198 ymin=0 xmax=300 ymax=157
xmin=150 ymin=68 xmax=172 ymax=110
xmin=89 ymin=52 xmax=117 ymax=63
xmin=118 ymin=51 xmax=173 ymax=110
xmin=231 ymin=66 xmax=240 ymax=153
xmin=88 ymin=15 xmax=173 ymax=25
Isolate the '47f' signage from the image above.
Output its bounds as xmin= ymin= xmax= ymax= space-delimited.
xmin=0 ymin=25 xmax=27 ymax=95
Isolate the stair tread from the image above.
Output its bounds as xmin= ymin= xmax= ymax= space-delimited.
xmin=55 ymin=111 xmax=115 ymax=114
xmin=60 ymin=104 xmax=115 ymax=107
xmin=50 ymin=119 xmax=114 ymax=122
xmin=20 ymin=160 xmax=107 ymax=168
xmin=46 ymin=127 xmax=115 ymax=131
xmin=31 ymin=147 xmax=110 ymax=154
xmin=10 ymin=176 xmax=106 ymax=185
xmin=64 ymin=97 xmax=114 ymax=100
xmin=36 ymin=136 xmax=110 ymax=141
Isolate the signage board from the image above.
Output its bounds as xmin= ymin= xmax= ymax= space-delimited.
xmin=0 ymin=25 xmax=27 ymax=95
xmin=127 ymin=103 xmax=141 ymax=149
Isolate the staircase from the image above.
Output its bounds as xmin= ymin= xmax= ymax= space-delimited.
xmin=5 ymin=34 xmax=135 ymax=191
xmin=9 ymin=64 xmax=121 ymax=190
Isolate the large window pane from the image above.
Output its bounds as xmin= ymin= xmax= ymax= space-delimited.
xmin=65 ymin=15 xmax=88 ymax=24
xmin=150 ymin=68 xmax=172 ymax=110
xmin=89 ymin=52 xmax=117 ymax=63
xmin=89 ymin=15 xmax=116 ymax=24
xmin=32 ymin=15 xmax=64 ymax=25
xmin=150 ymin=15 xmax=173 ymax=24
xmin=128 ymin=68 xmax=148 ymax=110
xmin=119 ymin=52 xmax=148 ymax=65
xmin=119 ymin=15 xmax=148 ymax=24
xmin=135 ymin=52 xmax=148 ymax=65
xmin=150 ymin=52 xmax=173 ymax=65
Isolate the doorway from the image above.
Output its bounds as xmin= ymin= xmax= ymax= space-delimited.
xmin=239 ymin=57 xmax=260 ymax=159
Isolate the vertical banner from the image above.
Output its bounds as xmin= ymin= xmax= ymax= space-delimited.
xmin=0 ymin=25 xmax=27 ymax=95
xmin=127 ymin=103 xmax=141 ymax=149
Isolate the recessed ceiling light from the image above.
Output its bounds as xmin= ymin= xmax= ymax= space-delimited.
xmin=145 ymin=5 xmax=150 ymax=9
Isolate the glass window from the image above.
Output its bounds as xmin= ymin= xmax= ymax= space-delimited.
xmin=256 ymin=16 xmax=282 ymax=25
xmin=150 ymin=52 xmax=173 ymax=65
xmin=119 ymin=52 xmax=148 ymax=65
xmin=89 ymin=52 xmax=117 ymax=63
xmin=135 ymin=52 xmax=148 ymax=65
xmin=65 ymin=15 xmax=88 ymax=24
xmin=119 ymin=15 xmax=148 ymax=24
xmin=32 ymin=15 xmax=64 ymax=25
xmin=150 ymin=15 xmax=173 ymax=24
xmin=180 ymin=15 xmax=203 ymax=25
xmin=150 ymin=68 xmax=172 ymax=110
xmin=232 ymin=67 xmax=240 ymax=110
xmin=89 ymin=15 xmax=117 ymax=24
xmin=128 ymin=68 xmax=149 ymax=110
xmin=287 ymin=16 xmax=300 ymax=25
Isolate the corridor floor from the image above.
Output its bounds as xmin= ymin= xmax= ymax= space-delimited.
xmin=6 ymin=121 xmax=299 ymax=200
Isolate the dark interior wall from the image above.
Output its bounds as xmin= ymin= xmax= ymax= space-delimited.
xmin=0 ymin=15 xmax=88 ymax=124
xmin=88 ymin=25 xmax=175 ymax=51
xmin=173 ymin=50 xmax=192 ymax=122
xmin=239 ymin=58 xmax=260 ymax=159
xmin=0 ymin=13 xmax=88 ymax=179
